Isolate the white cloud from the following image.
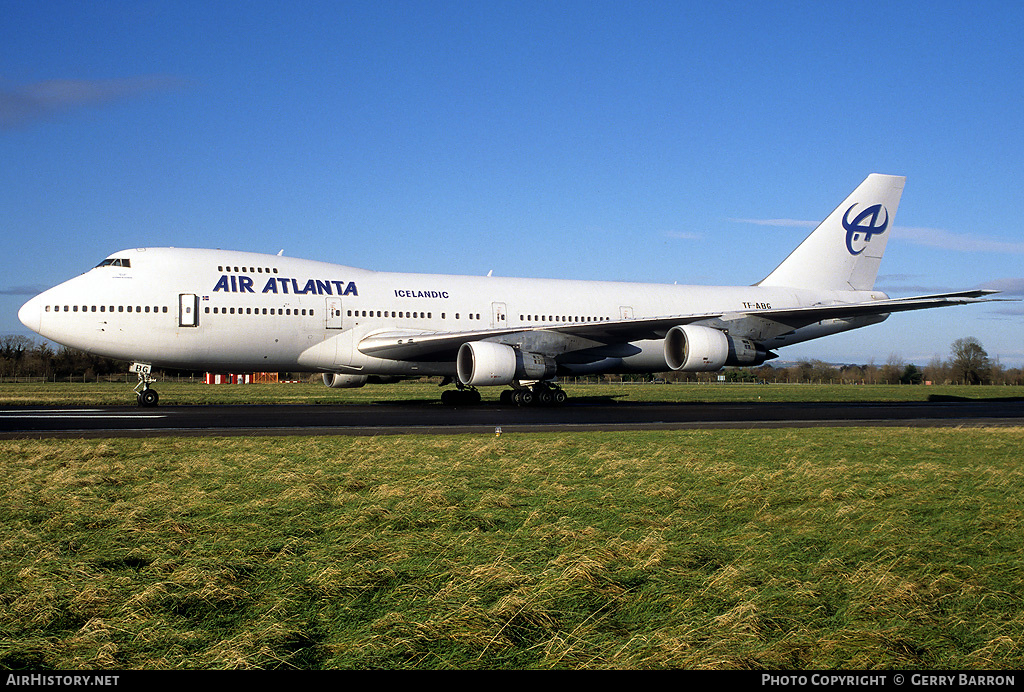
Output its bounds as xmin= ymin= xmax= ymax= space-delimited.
xmin=0 ymin=284 xmax=47 ymax=296
xmin=727 ymin=218 xmax=816 ymax=228
xmin=730 ymin=218 xmax=1024 ymax=254
xmin=664 ymin=231 xmax=703 ymax=240
xmin=0 ymin=76 xmax=184 ymax=129
xmin=979 ymin=277 xmax=1024 ymax=296
xmin=893 ymin=226 xmax=1024 ymax=254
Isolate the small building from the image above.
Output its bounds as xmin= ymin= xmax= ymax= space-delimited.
xmin=204 ymin=372 xmax=280 ymax=384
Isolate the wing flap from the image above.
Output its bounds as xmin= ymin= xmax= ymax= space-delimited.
xmin=357 ymin=328 xmax=513 ymax=361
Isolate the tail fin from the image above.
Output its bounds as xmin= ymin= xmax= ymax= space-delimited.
xmin=757 ymin=173 xmax=905 ymax=292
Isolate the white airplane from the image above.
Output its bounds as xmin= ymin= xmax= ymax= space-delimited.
xmin=18 ymin=174 xmax=998 ymax=407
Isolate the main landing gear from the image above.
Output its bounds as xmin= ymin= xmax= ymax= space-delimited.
xmin=440 ymin=387 xmax=482 ymax=405
xmin=438 ymin=380 xmax=568 ymax=407
xmin=500 ymin=382 xmax=568 ymax=407
xmin=439 ymin=377 xmax=482 ymax=405
xmin=131 ymin=362 xmax=159 ymax=407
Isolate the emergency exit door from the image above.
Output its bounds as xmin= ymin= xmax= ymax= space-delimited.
xmin=326 ymin=297 xmax=343 ymax=329
xmin=491 ymin=302 xmax=507 ymax=328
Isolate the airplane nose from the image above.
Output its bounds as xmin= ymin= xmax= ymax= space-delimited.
xmin=18 ymin=295 xmax=42 ymax=334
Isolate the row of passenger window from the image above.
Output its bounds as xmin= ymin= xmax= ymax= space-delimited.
xmin=45 ymin=304 xmax=314 ymax=317
xmin=47 ymin=305 xmax=166 ymax=314
xmin=218 ymin=264 xmax=279 ymax=274
xmin=347 ymin=310 xmax=472 ymax=319
xmin=206 ymin=307 xmax=313 ymax=316
xmin=345 ymin=309 xmax=609 ymax=323
xmin=521 ymin=314 xmax=610 ymax=323
xmin=46 ymin=303 xmax=613 ymax=324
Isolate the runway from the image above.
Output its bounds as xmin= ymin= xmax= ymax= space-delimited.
xmin=2 ymin=396 xmax=1023 ymax=438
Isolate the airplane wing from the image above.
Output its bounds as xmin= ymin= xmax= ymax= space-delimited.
xmin=356 ymin=290 xmax=1004 ymax=362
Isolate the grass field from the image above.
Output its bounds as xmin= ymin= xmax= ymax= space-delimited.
xmin=1 ymin=380 xmax=1023 ymax=407
xmin=2 ymin=427 xmax=1022 ymax=669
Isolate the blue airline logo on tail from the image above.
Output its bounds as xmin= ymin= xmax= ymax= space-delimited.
xmin=843 ymin=204 xmax=889 ymax=256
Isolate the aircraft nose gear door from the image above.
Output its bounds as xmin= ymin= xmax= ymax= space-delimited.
xmin=179 ymin=294 xmax=199 ymax=327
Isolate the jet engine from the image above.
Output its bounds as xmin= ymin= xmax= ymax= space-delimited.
xmin=323 ymin=373 xmax=369 ymax=388
xmin=456 ymin=341 xmax=556 ymax=386
xmin=664 ymin=325 xmax=769 ymax=372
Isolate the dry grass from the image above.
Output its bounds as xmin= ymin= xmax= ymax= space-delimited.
xmin=1 ymin=428 xmax=1022 ymax=669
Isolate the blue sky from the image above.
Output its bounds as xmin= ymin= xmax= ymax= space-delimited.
xmin=3 ymin=1 xmax=1022 ymax=366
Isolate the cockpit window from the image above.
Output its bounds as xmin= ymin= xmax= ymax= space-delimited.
xmin=95 ymin=258 xmax=131 ymax=268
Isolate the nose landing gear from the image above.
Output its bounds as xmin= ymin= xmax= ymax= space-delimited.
xmin=131 ymin=362 xmax=159 ymax=407
xmin=137 ymin=386 xmax=159 ymax=407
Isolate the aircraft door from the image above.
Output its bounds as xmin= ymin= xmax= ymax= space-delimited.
xmin=619 ymin=306 xmax=635 ymax=320
xmin=179 ymin=294 xmax=199 ymax=327
xmin=491 ymin=302 xmax=507 ymax=329
xmin=326 ymin=297 xmax=343 ymax=329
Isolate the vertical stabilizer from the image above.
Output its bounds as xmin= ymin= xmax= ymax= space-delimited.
xmin=757 ymin=174 xmax=905 ymax=291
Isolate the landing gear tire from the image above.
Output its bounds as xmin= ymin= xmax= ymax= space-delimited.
xmin=512 ymin=388 xmax=534 ymax=406
xmin=131 ymin=363 xmax=159 ymax=407
xmin=441 ymin=388 xmax=481 ymax=406
xmin=137 ymin=388 xmax=159 ymax=407
xmin=505 ymin=383 xmax=567 ymax=407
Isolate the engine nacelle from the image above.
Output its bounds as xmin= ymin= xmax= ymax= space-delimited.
xmin=664 ymin=325 xmax=768 ymax=372
xmin=323 ymin=372 xmax=369 ymax=388
xmin=456 ymin=341 xmax=556 ymax=387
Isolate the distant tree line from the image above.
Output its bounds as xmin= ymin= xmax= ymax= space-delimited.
xmin=1 ymin=335 xmax=127 ymax=380
xmin=3 ymin=334 xmax=1021 ymax=385
xmin=597 ymin=336 xmax=1020 ymax=386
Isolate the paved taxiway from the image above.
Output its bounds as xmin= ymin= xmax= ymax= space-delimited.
xmin=2 ymin=397 xmax=1023 ymax=438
